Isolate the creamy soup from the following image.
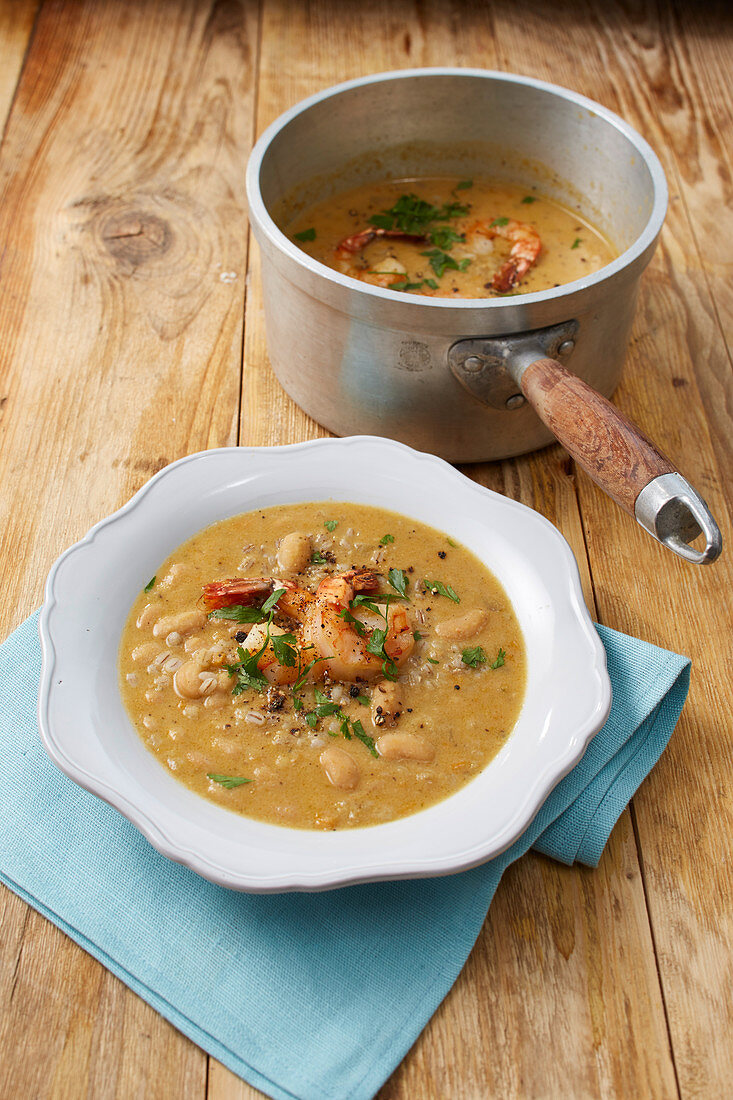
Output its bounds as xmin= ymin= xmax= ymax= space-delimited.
xmin=119 ymin=503 xmax=526 ymax=830
xmin=286 ymin=176 xmax=616 ymax=298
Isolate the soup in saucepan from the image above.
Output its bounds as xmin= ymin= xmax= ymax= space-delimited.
xmin=286 ymin=176 xmax=616 ymax=298
xmin=120 ymin=503 xmax=526 ymax=830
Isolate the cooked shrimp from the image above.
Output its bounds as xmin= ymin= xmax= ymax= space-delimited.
xmin=238 ymin=622 xmax=300 ymax=686
xmin=334 ymin=227 xmax=425 ymax=288
xmin=202 ymin=578 xmax=273 ymax=611
xmin=463 ymin=218 xmax=542 ymax=291
xmin=204 ymin=569 xmax=413 ymax=683
xmin=302 ymin=568 xmax=414 ymax=682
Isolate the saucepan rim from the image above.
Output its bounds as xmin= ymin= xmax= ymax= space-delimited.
xmin=246 ymin=66 xmax=668 ymax=310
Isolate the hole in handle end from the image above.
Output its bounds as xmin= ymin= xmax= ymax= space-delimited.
xmin=635 ymin=473 xmax=723 ymax=564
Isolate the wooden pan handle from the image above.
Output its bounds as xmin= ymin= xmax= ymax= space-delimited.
xmin=520 ymin=357 xmax=674 ymax=514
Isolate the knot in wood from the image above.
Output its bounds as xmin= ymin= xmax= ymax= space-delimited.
xmin=100 ymin=210 xmax=171 ymax=266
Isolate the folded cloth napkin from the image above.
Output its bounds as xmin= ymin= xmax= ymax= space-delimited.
xmin=0 ymin=613 xmax=689 ymax=1100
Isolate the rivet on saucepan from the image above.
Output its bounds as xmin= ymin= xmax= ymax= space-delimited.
xmin=558 ymin=339 xmax=575 ymax=355
xmin=462 ymin=356 xmax=485 ymax=373
xmin=505 ymin=394 xmax=526 ymax=410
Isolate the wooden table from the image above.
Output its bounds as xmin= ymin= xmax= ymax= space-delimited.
xmin=1 ymin=2 xmax=730 ymax=1096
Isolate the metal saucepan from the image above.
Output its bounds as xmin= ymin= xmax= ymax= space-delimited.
xmin=245 ymin=68 xmax=721 ymax=564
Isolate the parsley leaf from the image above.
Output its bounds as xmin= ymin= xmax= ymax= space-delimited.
xmin=462 ymin=645 xmax=486 ymax=668
xmin=351 ymin=719 xmax=378 ymax=758
xmin=324 ymin=519 xmax=338 ymax=531
xmin=387 ymin=568 xmax=409 ymax=599
xmin=455 ymin=179 xmax=473 ymax=190
xmin=368 ymin=212 xmax=395 ymax=230
xmin=294 ymin=227 xmax=316 ymax=242
xmin=339 ymin=605 xmax=367 ymax=636
xmin=207 ymin=773 xmax=252 ymax=788
xmin=262 ymin=587 xmax=286 ymax=615
xmin=422 ymin=578 xmax=460 ymax=603
xmin=490 ymin=647 xmax=506 ymax=669
xmin=571 ymin=237 xmax=581 ymax=249
xmin=426 ymin=657 xmax=440 ymax=665
xmin=420 ymin=247 xmax=461 ymax=279
xmin=413 ymin=630 xmax=424 ymax=641
xmin=357 ymin=694 xmax=370 ymax=706
xmin=311 ymin=550 xmax=328 ymax=564
xmin=208 ymin=604 xmax=266 ymax=623
xmin=144 ymin=576 xmax=156 ymax=592
xmin=447 ymin=538 xmax=458 ymax=548
xmin=272 ymin=631 xmax=298 ymax=667
xmin=521 ymin=195 xmax=537 ymax=204
xmin=380 ymin=533 xmax=395 ymax=545
xmin=491 ymin=216 xmax=510 ymax=227
xmin=428 ymin=225 xmax=465 ymax=251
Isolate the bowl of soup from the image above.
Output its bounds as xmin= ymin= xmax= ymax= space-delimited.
xmin=38 ymin=438 xmax=611 ymax=892
xmin=246 ymin=68 xmax=667 ymax=463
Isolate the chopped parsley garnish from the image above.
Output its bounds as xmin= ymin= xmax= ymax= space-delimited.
xmin=262 ymin=588 xmax=285 ymax=614
xmin=420 ymin=248 xmax=470 ymax=279
xmin=209 ymin=604 xmax=267 ymax=623
xmin=357 ymin=694 xmax=370 ymax=706
xmin=207 ymin=773 xmax=252 ymax=788
xmin=338 ymin=605 xmax=367 ymax=636
xmin=225 ymin=642 xmax=269 ymax=694
xmin=324 ymin=519 xmax=338 ymax=531
xmin=571 ymin=237 xmax=581 ymax=249
xmin=380 ymin=533 xmax=395 ymax=545
xmin=426 ymin=657 xmax=439 ymax=665
xmin=311 ymin=550 xmax=328 ymax=564
xmin=490 ymin=647 xmax=506 ymax=669
xmin=272 ymin=631 xmax=298 ymax=668
xmin=413 ymin=630 xmax=424 ymax=641
xmin=294 ymin=227 xmax=316 ymax=242
xmin=351 ymin=719 xmax=378 ymax=757
xmin=455 ymin=179 xmax=473 ymax=190
xmin=447 ymin=538 xmax=458 ymax=548
xmin=490 ymin=216 xmax=510 ymax=227
xmin=422 ymin=578 xmax=460 ymax=603
xmin=367 ymin=193 xmax=469 ymax=236
xmin=461 ymin=645 xmax=486 ymax=668
xmin=303 ymin=691 xmax=378 ymax=756
xmin=521 ymin=195 xmax=537 ymax=204
xmin=144 ymin=576 xmax=156 ymax=592
xmin=428 ymin=225 xmax=465 ymax=251
xmin=387 ymin=568 xmax=409 ymax=599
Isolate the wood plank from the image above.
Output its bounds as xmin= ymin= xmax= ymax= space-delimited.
xmin=230 ymin=2 xmax=678 ymax=1097
xmin=492 ymin=3 xmax=733 ymax=1097
xmin=0 ymin=0 xmax=259 ymax=1095
xmin=0 ymin=0 xmax=38 ymax=131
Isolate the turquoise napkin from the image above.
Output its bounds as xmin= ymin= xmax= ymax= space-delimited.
xmin=0 ymin=613 xmax=689 ymax=1100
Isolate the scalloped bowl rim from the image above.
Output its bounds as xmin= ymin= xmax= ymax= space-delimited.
xmin=38 ymin=438 xmax=611 ymax=892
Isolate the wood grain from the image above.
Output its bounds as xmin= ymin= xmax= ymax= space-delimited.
xmin=520 ymin=356 xmax=675 ymax=513
xmin=492 ymin=3 xmax=733 ymax=1097
xmin=0 ymin=0 xmax=731 ymax=1098
xmin=0 ymin=0 xmax=259 ymax=1095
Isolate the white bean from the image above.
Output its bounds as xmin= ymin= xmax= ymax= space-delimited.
xmin=277 ymin=532 xmax=312 ymax=572
xmin=371 ymin=680 xmax=404 ymax=729
xmin=131 ymin=641 xmax=160 ymax=664
xmin=136 ymin=604 xmax=159 ymax=629
xmin=153 ymin=610 xmax=206 ymax=638
xmin=174 ymin=655 xmax=208 ymax=699
xmin=376 ymin=733 xmax=435 ymax=763
xmin=434 ymin=608 xmax=488 ymax=640
xmin=320 ymin=746 xmax=360 ymax=790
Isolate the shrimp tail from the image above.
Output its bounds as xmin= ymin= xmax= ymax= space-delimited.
xmin=336 ymin=227 xmax=427 ymax=255
xmin=342 ymin=567 xmax=381 ymax=593
xmin=201 ymin=578 xmax=273 ymax=611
